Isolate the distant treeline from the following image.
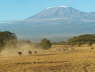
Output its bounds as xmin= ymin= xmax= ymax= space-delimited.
xmin=0 ymin=31 xmax=95 ymax=52
xmin=68 ymin=34 xmax=95 ymax=46
xmin=55 ymin=34 xmax=95 ymax=46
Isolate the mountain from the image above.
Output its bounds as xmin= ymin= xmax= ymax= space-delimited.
xmin=28 ymin=6 xmax=82 ymax=19
xmin=0 ymin=6 xmax=95 ymax=42
xmin=27 ymin=6 xmax=95 ymax=21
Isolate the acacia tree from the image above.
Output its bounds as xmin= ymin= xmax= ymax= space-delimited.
xmin=40 ymin=38 xmax=52 ymax=50
xmin=0 ymin=31 xmax=17 ymax=51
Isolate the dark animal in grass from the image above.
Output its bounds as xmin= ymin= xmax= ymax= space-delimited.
xmin=28 ymin=50 xmax=32 ymax=55
xmin=91 ymin=47 xmax=94 ymax=49
xmin=18 ymin=52 xmax=22 ymax=56
xmin=34 ymin=51 xmax=37 ymax=54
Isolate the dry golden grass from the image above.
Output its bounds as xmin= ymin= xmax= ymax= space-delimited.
xmin=0 ymin=45 xmax=95 ymax=72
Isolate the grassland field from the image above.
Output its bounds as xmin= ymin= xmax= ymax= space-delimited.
xmin=0 ymin=45 xmax=95 ymax=72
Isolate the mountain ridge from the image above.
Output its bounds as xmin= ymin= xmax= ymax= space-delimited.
xmin=0 ymin=6 xmax=95 ymax=41
xmin=27 ymin=6 xmax=95 ymax=20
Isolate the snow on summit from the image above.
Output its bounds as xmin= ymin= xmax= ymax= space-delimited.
xmin=46 ymin=5 xmax=68 ymax=9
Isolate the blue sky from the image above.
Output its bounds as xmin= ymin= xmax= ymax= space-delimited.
xmin=0 ymin=0 xmax=95 ymax=21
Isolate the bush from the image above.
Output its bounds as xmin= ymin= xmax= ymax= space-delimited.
xmin=40 ymin=38 xmax=52 ymax=50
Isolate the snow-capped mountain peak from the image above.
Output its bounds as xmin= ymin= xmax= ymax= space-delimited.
xmin=27 ymin=6 xmax=81 ymax=20
xmin=46 ymin=5 xmax=68 ymax=9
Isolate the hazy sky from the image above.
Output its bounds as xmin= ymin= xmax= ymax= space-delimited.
xmin=0 ymin=0 xmax=95 ymax=21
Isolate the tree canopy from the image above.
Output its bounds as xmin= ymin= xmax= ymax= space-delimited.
xmin=0 ymin=31 xmax=17 ymax=50
xmin=40 ymin=38 xmax=52 ymax=50
xmin=68 ymin=34 xmax=95 ymax=46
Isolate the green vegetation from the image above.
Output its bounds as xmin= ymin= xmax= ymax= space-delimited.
xmin=0 ymin=31 xmax=95 ymax=51
xmin=40 ymin=38 xmax=52 ymax=50
xmin=68 ymin=34 xmax=95 ymax=46
xmin=0 ymin=31 xmax=17 ymax=51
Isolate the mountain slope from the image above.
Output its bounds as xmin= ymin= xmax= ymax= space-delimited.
xmin=0 ymin=6 xmax=95 ymax=41
xmin=28 ymin=7 xmax=82 ymax=19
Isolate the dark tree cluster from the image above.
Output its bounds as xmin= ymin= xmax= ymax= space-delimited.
xmin=40 ymin=38 xmax=52 ymax=50
xmin=68 ymin=34 xmax=95 ymax=46
xmin=0 ymin=31 xmax=17 ymax=50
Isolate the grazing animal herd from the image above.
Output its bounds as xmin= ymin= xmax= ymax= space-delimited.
xmin=18 ymin=50 xmax=38 ymax=56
